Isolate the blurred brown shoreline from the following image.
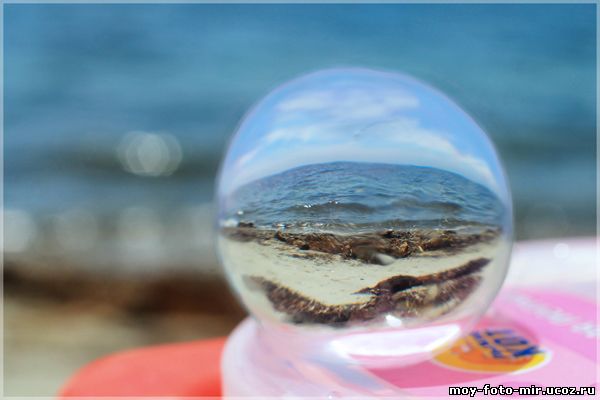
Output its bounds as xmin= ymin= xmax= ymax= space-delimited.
xmin=4 ymin=258 xmax=246 ymax=395
xmin=5 ymin=259 xmax=245 ymax=316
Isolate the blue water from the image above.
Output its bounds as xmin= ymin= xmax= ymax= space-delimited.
xmin=225 ymin=162 xmax=505 ymax=232
xmin=5 ymin=4 xmax=596 ymax=239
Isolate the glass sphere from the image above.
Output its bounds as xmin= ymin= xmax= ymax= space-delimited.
xmin=216 ymin=68 xmax=512 ymax=360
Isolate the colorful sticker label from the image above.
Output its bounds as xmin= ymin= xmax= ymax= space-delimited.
xmin=362 ymin=288 xmax=598 ymax=396
xmin=434 ymin=327 xmax=549 ymax=374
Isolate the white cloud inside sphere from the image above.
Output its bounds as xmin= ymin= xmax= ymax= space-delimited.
xmin=223 ymin=85 xmax=501 ymax=197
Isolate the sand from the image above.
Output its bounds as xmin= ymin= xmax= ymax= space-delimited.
xmin=219 ymin=233 xmax=502 ymax=324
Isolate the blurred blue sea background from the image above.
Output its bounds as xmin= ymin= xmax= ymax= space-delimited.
xmin=2 ymin=5 xmax=597 ymax=394
xmin=5 ymin=4 xmax=596 ymax=269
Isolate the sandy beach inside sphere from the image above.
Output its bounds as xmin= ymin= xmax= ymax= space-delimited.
xmin=219 ymin=226 xmax=508 ymax=326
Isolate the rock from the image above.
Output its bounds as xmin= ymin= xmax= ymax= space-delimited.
xmin=374 ymin=253 xmax=396 ymax=265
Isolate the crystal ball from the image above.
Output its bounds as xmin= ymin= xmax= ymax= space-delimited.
xmin=216 ymin=68 xmax=512 ymax=355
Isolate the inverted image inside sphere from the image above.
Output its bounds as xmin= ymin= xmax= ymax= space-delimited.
xmin=217 ymin=68 xmax=512 ymax=334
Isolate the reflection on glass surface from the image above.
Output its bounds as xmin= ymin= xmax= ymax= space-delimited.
xmin=217 ymin=68 xmax=512 ymax=332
